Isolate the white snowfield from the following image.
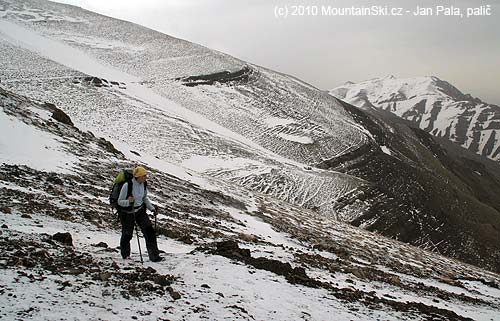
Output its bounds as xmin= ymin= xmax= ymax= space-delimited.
xmin=1 ymin=67 xmax=500 ymax=321
xmin=331 ymin=75 xmax=500 ymax=162
xmin=0 ymin=108 xmax=77 ymax=173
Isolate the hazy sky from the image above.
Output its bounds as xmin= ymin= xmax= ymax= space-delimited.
xmin=53 ymin=0 xmax=500 ymax=104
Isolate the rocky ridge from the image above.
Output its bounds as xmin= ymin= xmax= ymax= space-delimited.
xmin=330 ymin=75 xmax=500 ymax=162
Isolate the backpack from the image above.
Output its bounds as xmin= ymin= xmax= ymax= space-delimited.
xmin=109 ymin=169 xmax=147 ymax=210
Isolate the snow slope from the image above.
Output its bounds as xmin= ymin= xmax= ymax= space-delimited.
xmin=0 ymin=0 xmax=370 ymax=223
xmin=0 ymin=107 xmax=77 ymax=173
xmin=1 ymin=86 xmax=500 ymax=321
xmin=331 ymin=75 xmax=500 ymax=161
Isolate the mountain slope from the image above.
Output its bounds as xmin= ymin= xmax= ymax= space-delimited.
xmin=0 ymin=0 xmax=369 ymax=219
xmin=322 ymin=100 xmax=500 ymax=272
xmin=2 ymin=0 xmax=500 ymax=276
xmin=2 ymin=87 xmax=500 ymax=321
xmin=330 ymin=75 xmax=500 ymax=161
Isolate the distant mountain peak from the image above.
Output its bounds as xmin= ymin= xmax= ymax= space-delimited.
xmin=330 ymin=75 xmax=500 ymax=161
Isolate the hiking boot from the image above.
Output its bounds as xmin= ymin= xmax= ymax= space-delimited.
xmin=151 ymin=256 xmax=163 ymax=263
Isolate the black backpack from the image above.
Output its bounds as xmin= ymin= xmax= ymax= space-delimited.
xmin=109 ymin=169 xmax=147 ymax=210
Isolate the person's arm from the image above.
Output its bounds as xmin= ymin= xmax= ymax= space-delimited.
xmin=143 ymin=188 xmax=155 ymax=212
xmin=117 ymin=183 xmax=131 ymax=207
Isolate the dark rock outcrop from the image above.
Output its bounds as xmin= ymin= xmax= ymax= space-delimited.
xmin=177 ymin=66 xmax=252 ymax=87
xmin=44 ymin=103 xmax=74 ymax=126
xmin=52 ymin=232 xmax=73 ymax=246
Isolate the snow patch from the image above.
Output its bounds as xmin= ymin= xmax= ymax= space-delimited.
xmin=263 ymin=117 xmax=296 ymax=128
xmin=0 ymin=19 xmax=138 ymax=82
xmin=381 ymin=145 xmax=392 ymax=155
xmin=0 ymin=110 xmax=77 ymax=173
xmin=226 ymin=207 xmax=293 ymax=246
xmin=181 ymin=155 xmax=267 ymax=173
xmin=277 ymin=133 xmax=314 ymax=144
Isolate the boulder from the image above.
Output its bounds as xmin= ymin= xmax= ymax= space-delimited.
xmin=52 ymin=232 xmax=73 ymax=246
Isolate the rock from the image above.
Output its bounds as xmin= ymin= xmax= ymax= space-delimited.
xmin=45 ymin=103 xmax=74 ymax=126
xmin=350 ymin=268 xmax=367 ymax=279
xmin=52 ymin=232 xmax=73 ymax=246
xmin=130 ymin=150 xmax=141 ymax=157
xmin=21 ymin=214 xmax=32 ymax=219
xmin=168 ymin=288 xmax=181 ymax=300
xmin=46 ymin=174 xmax=64 ymax=185
xmin=0 ymin=206 xmax=12 ymax=214
xmin=91 ymin=77 xmax=103 ymax=87
xmin=178 ymin=235 xmax=194 ymax=245
xmin=238 ymin=232 xmax=258 ymax=242
xmin=214 ymin=240 xmax=251 ymax=259
xmin=33 ymin=249 xmax=50 ymax=260
xmin=1 ymin=224 xmax=8 ymax=229
xmin=61 ymin=280 xmax=71 ymax=287
xmin=211 ymin=240 xmax=320 ymax=287
xmin=97 ymin=138 xmax=122 ymax=156
xmin=387 ymin=275 xmax=401 ymax=285
xmin=201 ymin=284 xmax=210 ymax=289
xmin=251 ymin=257 xmax=293 ymax=276
xmin=144 ymin=267 xmax=157 ymax=275
xmin=99 ymin=272 xmax=112 ymax=281
xmin=153 ymin=275 xmax=171 ymax=287
xmin=92 ymin=242 xmax=109 ymax=248
xmin=439 ymin=277 xmax=457 ymax=286
xmin=226 ymin=305 xmax=250 ymax=315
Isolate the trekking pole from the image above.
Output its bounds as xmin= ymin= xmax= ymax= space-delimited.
xmin=134 ymin=212 xmax=144 ymax=264
xmin=155 ymin=208 xmax=158 ymax=231
xmin=135 ymin=222 xmax=143 ymax=264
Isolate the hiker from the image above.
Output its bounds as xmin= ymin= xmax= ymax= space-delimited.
xmin=117 ymin=166 xmax=162 ymax=262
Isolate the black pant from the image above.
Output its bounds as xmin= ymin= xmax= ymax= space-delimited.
xmin=119 ymin=206 xmax=159 ymax=260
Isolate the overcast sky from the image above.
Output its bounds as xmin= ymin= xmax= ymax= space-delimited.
xmin=53 ymin=0 xmax=500 ymax=104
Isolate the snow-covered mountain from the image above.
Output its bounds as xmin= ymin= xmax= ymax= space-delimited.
xmin=1 ymin=0 xmax=500 ymax=281
xmin=2 ymin=83 xmax=500 ymax=321
xmin=330 ymin=75 xmax=500 ymax=162
xmin=0 ymin=0 xmax=366 ymax=218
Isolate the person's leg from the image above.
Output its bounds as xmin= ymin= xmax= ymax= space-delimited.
xmin=119 ymin=212 xmax=135 ymax=259
xmin=135 ymin=207 xmax=161 ymax=261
